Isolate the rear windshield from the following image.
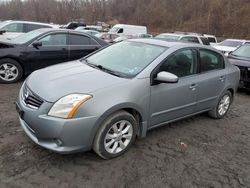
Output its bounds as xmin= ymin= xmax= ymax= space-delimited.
xmin=232 ymin=45 xmax=250 ymax=58
xmin=220 ymin=40 xmax=243 ymax=47
xmin=155 ymin=34 xmax=180 ymax=40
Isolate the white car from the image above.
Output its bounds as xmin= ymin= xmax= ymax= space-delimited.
xmin=204 ymin=34 xmax=217 ymax=45
xmin=213 ymin=39 xmax=250 ymax=54
xmin=0 ymin=20 xmax=57 ymax=40
xmin=155 ymin=33 xmax=210 ymax=45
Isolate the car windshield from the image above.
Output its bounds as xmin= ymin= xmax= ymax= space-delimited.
xmin=84 ymin=41 xmax=167 ymax=77
xmin=109 ymin=27 xmax=120 ymax=33
xmin=155 ymin=34 xmax=180 ymax=40
xmin=95 ymin=33 xmax=103 ymax=38
xmin=220 ymin=40 xmax=243 ymax=47
xmin=232 ymin=45 xmax=250 ymax=58
xmin=9 ymin=29 xmax=45 ymax=44
xmin=0 ymin=21 xmax=8 ymax=29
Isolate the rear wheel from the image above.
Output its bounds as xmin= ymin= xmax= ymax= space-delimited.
xmin=93 ymin=111 xmax=137 ymax=159
xmin=208 ymin=91 xmax=232 ymax=119
xmin=0 ymin=59 xmax=23 ymax=83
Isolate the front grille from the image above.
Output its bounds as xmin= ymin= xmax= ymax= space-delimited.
xmin=22 ymin=84 xmax=43 ymax=109
xmin=236 ymin=65 xmax=250 ymax=81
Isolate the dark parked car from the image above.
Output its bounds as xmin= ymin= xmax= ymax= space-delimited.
xmin=0 ymin=28 xmax=107 ymax=83
xmin=228 ymin=44 xmax=250 ymax=89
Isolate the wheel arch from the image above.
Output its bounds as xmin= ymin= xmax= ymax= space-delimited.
xmin=91 ymin=103 xmax=148 ymax=147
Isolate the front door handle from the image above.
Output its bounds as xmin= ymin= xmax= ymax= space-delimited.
xmin=189 ymin=84 xmax=198 ymax=91
xmin=219 ymin=76 xmax=226 ymax=82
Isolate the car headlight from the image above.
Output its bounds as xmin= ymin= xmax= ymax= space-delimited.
xmin=48 ymin=94 xmax=92 ymax=119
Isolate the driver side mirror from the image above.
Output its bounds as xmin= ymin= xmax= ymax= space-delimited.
xmin=32 ymin=41 xmax=42 ymax=49
xmin=0 ymin=30 xmax=6 ymax=35
xmin=154 ymin=71 xmax=179 ymax=84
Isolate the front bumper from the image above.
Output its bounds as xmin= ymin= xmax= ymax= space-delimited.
xmin=17 ymin=85 xmax=99 ymax=154
xmin=236 ymin=66 xmax=250 ymax=89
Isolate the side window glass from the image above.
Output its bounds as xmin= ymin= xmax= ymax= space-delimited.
xmin=2 ymin=23 xmax=23 ymax=32
xmin=160 ymin=49 xmax=197 ymax=77
xmin=89 ymin=38 xmax=98 ymax=45
xmin=200 ymin=50 xmax=224 ymax=72
xmin=200 ymin=37 xmax=210 ymax=45
xmin=208 ymin=37 xmax=216 ymax=43
xmin=38 ymin=34 xmax=67 ymax=46
xmin=118 ymin=28 xmax=123 ymax=34
xmin=69 ymin=34 xmax=90 ymax=45
xmin=181 ymin=37 xmax=199 ymax=44
xmin=25 ymin=24 xmax=51 ymax=32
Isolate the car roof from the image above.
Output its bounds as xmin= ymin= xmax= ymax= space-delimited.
xmin=241 ymin=43 xmax=250 ymax=46
xmin=129 ymin=38 xmax=202 ymax=48
xmin=1 ymin=20 xmax=55 ymax=27
xmin=223 ymin=39 xmax=248 ymax=42
xmin=157 ymin=33 xmax=201 ymax=38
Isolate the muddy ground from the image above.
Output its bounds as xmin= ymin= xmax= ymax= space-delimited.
xmin=0 ymin=82 xmax=250 ymax=188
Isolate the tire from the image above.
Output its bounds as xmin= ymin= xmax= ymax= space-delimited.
xmin=93 ymin=111 xmax=137 ymax=159
xmin=208 ymin=91 xmax=232 ymax=119
xmin=0 ymin=58 xmax=23 ymax=84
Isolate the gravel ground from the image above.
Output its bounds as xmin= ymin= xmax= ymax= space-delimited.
xmin=0 ymin=82 xmax=250 ymax=188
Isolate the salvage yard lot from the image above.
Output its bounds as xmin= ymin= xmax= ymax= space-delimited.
xmin=0 ymin=82 xmax=250 ymax=188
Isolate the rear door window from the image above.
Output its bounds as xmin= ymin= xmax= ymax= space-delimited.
xmin=200 ymin=49 xmax=224 ymax=72
xmin=69 ymin=34 xmax=91 ymax=45
xmin=24 ymin=24 xmax=51 ymax=32
xmin=181 ymin=37 xmax=200 ymax=44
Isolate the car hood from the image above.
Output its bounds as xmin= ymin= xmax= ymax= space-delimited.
xmin=228 ymin=55 xmax=250 ymax=68
xmin=0 ymin=32 xmax=22 ymax=40
xmin=213 ymin=45 xmax=236 ymax=52
xmin=0 ymin=40 xmax=15 ymax=49
xmin=26 ymin=60 xmax=128 ymax=102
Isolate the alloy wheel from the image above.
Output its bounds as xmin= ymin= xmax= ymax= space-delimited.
xmin=104 ymin=120 xmax=133 ymax=154
xmin=218 ymin=94 xmax=230 ymax=116
xmin=0 ymin=63 xmax=19 ymax=82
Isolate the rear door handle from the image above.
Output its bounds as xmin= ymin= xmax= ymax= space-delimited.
xmin=189 ymin=84 xmax=198 ymax=91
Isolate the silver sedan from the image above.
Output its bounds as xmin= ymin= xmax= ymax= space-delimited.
xmin=16 ymin=39 xmax=240 ymax=159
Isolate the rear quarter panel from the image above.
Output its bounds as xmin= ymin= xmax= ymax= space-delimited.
xmin=225 ymin=58 xmax=240 ymax=94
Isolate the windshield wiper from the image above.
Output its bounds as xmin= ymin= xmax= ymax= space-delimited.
xmin=95 ymin=65 xmax=125 ymax=77
xmin=83 ymin=60 xmax=126 ymax=78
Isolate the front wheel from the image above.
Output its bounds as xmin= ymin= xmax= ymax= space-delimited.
xmin=208 ymin=91 xmax=232 ymax=119
xmin=0 ymin=59 xmax=23 ymax=84
xmin=93 ymin=111 xmax=137 ymax=159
